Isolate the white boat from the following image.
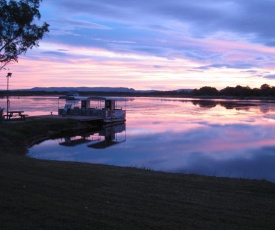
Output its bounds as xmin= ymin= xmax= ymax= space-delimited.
xmin=58 ymin=96 xmax=126 ymax=124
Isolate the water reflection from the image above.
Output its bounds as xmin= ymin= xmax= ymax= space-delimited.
xmin=0 ymin=96 xmax=59 ymax=116
xmin=191 ymin=100 xmax=259 ymax=110
xmin=88 ymin=124 xmax=126 ymax=148
xmin=59 ymin=123 xmax=126 ymax=148
xmin=23 ymin=97 xmax=275 ymax=182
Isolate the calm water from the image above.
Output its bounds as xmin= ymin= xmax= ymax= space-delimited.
xmin=0 ymin=96 xmax=60 ymax=116
xmin=2 ymin=96 xmax=275 ymax=181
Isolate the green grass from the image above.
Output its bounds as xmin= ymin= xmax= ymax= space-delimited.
xmin=1 ymin=118 xmax=275 ymax=229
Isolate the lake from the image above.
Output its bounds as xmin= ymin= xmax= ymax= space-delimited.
xmin=2 ymin=96 xmax=275 ymax=181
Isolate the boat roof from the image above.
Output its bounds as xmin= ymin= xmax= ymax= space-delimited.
xmin=59 ymin=96 xmax=126 ymax=101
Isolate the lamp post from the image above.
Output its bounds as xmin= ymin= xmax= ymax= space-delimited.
xmin=6 ymin=72 xmax=12 ymax=117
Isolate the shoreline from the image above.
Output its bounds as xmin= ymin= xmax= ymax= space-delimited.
xmin=2 ymin=92 xmax=275 ymax=100
xmin=1 ymin=117 xmax=275 ymax=229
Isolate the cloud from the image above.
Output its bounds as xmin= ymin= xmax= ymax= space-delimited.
xmin=40 ymin=0 xmax=275 ymax=63
xmin=263 ymin=74 xmax=275 ymax=80
xmin=10 ymin=0 xmax=275 ymax=90
xmin=196 ymin=62 xmax=257 ymax=70
xmin=45 ymin=0 xmax=275 ymax=45
xmin=241 ymin=70 xmax=258 ymax=73
xmin=42 ymin=51 xmax=70 ymax=57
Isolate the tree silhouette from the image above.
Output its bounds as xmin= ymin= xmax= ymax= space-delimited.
xmin=193 ymin=86 xmax=219 ymax=96
xmin=0 ymin=0 xmax=49 ymax=70
xmin=260 ymin=84 xmax=271 ymax=90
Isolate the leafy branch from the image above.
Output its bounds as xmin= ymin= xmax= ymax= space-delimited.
xmin=0 ymin=0 xmax=49 ymax=70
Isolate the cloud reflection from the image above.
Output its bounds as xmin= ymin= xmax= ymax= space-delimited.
xmin=27 ymin=98 xmax=275 ymax=182
xmin=173 ymin=146 xmax=275 ymax=181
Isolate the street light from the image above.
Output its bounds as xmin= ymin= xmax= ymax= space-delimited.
xmin=6 ymin=72 xmax=12 ymax=117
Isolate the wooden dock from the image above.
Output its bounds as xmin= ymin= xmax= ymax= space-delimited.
xmin=12 ymin=114 xmax=124 ymax=128
xmin=29 ymin=115 xmax=104 ymax=127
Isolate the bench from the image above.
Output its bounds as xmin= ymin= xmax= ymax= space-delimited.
xmin=3 ymin=114 xmax=28 ymax=120
xmin=20 ymin=114 xmax=28 ymax=120
xmin=3 ymin=114 xmax=12 ymax=119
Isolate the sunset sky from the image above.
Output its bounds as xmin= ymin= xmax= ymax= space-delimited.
xmin=2 ymin=0 xmax=275 ymax=90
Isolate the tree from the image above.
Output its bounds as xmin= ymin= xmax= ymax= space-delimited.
xmin=260 ymin=84 xmax=271 ymax=91
xmin=260 ymin=84 xmax=272 ymax=96
xmin=193 ymin=86 xmax=219 ymax=96
xmin=0 ymin=0 xmax=49 ymax=70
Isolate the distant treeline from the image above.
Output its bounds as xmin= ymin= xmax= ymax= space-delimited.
xmin=144 ymin=84 xmax=275 ymax=98
xmin=192 ymin=84 xmax=275 ymax=97
xmin=0 ymin=84 xmax=275 ymax=98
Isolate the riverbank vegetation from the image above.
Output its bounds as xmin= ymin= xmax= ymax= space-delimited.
xmin=1 ymin=118 xmax=275 ymax=229
xmin=1 ymin=84 xmax=275 ymax=99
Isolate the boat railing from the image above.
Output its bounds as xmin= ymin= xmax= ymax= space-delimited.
xmin=104 ymin=109 xmax=126 ymax=120
xmin=58 ymin=103 xmax=126 ymax=122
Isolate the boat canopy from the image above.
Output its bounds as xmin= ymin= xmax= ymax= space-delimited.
xmin=59 ymin=95 xmax=126 ymax=101
xmin=58 ymin=95 xmax=126 ymax=123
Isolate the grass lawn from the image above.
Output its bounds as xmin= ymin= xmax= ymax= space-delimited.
xmin=1 ymin=118 xmax=275 ymax=229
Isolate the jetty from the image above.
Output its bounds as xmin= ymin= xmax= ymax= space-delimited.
xmin=1 ymin=94 xmax=126 ymax=126
xmin=29 ymin=114 xmax=104 ymax=128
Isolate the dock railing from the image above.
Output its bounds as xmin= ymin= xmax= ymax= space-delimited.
xmin=0 ymin=108 xmax=4 ymax=121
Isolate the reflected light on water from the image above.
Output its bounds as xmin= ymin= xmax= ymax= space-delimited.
xmin=3 ymin=96 xmax=275 ymax=182
xmin=0 ymin=96 xmax=60 ymax=116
